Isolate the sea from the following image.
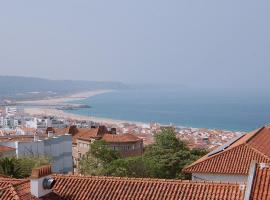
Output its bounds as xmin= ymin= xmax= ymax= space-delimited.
xmin=66 ymin=87 xmax=270 ymax=132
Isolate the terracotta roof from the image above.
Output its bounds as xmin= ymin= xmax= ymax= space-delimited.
xmin=0 ymin=178 xmax=35 ymax=200
xmin=0 ymin=175 xmax=245 ymax=200
xmin=0 ymin=135 xmax=48 ymax=143
xmin=102 ymin=133 xmax=142 ymax=143
xmin=250 ymin=163 xmax=270 ymax=200
xmin=51 ymin=126 xmax=107 ymax=144
xmin=74 ymin=128 xmax=104 ymax=143
xmin=19 ymin=127 xmax=36 ymax=134
xmin=50 ymin=127 xmax=69 ymax=136
xmin=184 ymin=125 xmax=270 ymax=175
xmin=0 ymin=177 xmax=24 ymax=188
xmin=0 ymin=145 xmax=15 ymax=153
xmin=0 ymin=135 xmax=36 ymax=142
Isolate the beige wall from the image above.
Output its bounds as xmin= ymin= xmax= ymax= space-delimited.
xmin=73 ymin=139 xmax=95 ymax=167
xmin=107 ymin=140 xmax=143 ymax=157
xmin=73 ymin=139 xmax=144 ymax=170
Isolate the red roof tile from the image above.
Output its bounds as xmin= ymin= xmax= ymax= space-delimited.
xmin=0 ymin=146 xmax=15 ymax=153
xmin=102 ymin=133 xmax=142 ymax=143
xmin=184 ymin=126 xmax=270 ymax=175
xmin=0 ymin=179 xmax=34 ymax=200
xmin=0 ymin=175 xmax=245 ymax=200
xmin=250 ymin=163 xmax=270 ymax=200
xmin=52 ymin=126 xmax=107 ymax=144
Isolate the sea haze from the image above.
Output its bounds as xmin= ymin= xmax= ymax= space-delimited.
xmin=66 ymin=88 xmax=270 ymax=132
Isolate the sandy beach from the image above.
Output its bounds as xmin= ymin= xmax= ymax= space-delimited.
xmin=24 ymin=107 xmax=146 ymax=126
xmin=21 ymin=89 xmax=147 ymax=126
xmin=17 ymin=89 xmax=113 ymax=105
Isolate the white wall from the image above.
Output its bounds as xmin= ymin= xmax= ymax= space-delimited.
xmin=192 ymin=173 xmax=248 ymax=183
xmin=1 ymin=135 xmax=73 ymax=173
xmin=25 ymin=119 xmax=38 ymax=129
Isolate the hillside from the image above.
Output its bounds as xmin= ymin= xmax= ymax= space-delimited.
xmin=0 ymin=76 xmax=127 ymax=100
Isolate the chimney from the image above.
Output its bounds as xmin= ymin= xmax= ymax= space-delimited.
xmin=48 ymin=131 xmax=54 ymax=138
xmin=34 ymin=131 xmax=39 ymax=142
xmin=111 ymin=128 xmax=117 ymax=134
xmin=30 ymin=165 xmax=56 ymax=198
xmin=34 ymin=135 xmax=39 ymax=142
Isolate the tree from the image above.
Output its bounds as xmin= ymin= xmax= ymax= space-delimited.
xmin=155 ymin=128 xmax=188 ymax=150
xmin=0 ymin=157 xmax=21 ymax=178
xmin=79 ymin=153 xmax=105 ymax=176
xmin=17 ymin=156 xmax=51 ymax=178
xmin=79 ymin=140 xmax=120 ymax=175
xmin=79 ymin=128 xmax=207 ymax=180
xmin=91 ymin=140 xmax=120 ymax=163
xmin=190 ymin=148 xmax=209 ymax=158
xmin=105 ymin=157 xmax=149 ymax=177
xmin=0 ymin=156 xmax=51 ymax=178
xmin=143 ymin=128 xmax=194 ymax=179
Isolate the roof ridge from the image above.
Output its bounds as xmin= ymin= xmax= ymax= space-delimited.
xmin=245 ymin=126 xmax=265 ymax=144
xmin=11 ymin=179 xmax=30 ymax=187
xmin=246 ymin=144 xmax=270 ymax=160
xmin=52 ymin=174 xmax=243 ymax=186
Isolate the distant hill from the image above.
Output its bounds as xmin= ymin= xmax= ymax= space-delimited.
xmin=0 ymin=76 xmax=128 ymax=100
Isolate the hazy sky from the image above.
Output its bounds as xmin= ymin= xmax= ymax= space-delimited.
xmin=0 ymin=0 xmax=269 ymax=88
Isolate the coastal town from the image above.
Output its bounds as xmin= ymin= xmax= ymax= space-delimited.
xmin=0 ymin=105 xmax=242 ymax=150
xmin=1 ymin=103 xmax=270 ymax=200
xmin=1 ymin=0 xmax=269 ymax=198
xmin=0 ymin=96 xmax=251 ymax=200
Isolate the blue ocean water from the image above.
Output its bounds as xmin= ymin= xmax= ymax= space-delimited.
xmin=66 ymin=88 xmax=270 ymax=131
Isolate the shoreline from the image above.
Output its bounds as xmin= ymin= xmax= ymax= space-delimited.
xmin=24 ymin=107 xmax=148 ymax=126
xmin=17 ymin=89 xmax=114 ymax=106
xmin=19 ymin=89 xmax=244 ymax=132
xmin=20 ymin=89 xmax=148 ymax=126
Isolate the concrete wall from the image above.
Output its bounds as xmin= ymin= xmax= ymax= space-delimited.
xmin=192 ymin=173 xmax=248 ymax=183
xmin=1 ymin=135 xmax=73 ymax=173
xmin=43 ymin=134 xmax=73 ymax=173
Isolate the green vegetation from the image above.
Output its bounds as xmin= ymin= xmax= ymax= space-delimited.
xmin=0 ymin=157 xmax=21 ymax=178
xmin=79 ymin=140 xmax=120 ymax=176
xmin=79 ymin=128 xmax=208 ymax=179
xmin=0 ymin=156 xmax=51 ymax=178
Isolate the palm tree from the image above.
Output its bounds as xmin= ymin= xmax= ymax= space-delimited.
xmin=0 ymin=157 xmax=21 ymax=178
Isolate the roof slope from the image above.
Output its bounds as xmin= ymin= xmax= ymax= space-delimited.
xmin=250 ymin=163 xmax=270 ymax=200
xmin=184 ymin=126 xmax=270 ymax=175
xmin=46 ymin=175 xmax=245 ymax=200
xmin=102 ymin=133 xmax=142 ymax=143
xmin=0 ymin=175 xmax=245 ymax=200
xmin=52 ymin=126 xmax=107 ymax=144
xmin=0 ymin=179 xmax=37 ymax=200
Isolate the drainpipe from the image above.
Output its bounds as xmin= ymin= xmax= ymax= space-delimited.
xmin=244 ymin=161 xmax=257 ymax=200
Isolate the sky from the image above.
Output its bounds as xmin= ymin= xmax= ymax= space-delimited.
xmin=0 ymin=0 xmax=269 ymax=88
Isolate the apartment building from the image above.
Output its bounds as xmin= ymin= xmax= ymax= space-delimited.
xmin=0 ymin=134 xmax=73 ymax=173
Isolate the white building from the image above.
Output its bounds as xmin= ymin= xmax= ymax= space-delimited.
xmin=0 ymin=116 xmax=4 ymax=127
xmin=5 ymin=106 xmax=17 ymax=116
xmin=25 ymin=118 xmax=52 ymax=129
xmin=0 ymin=134 xmax=73 ymax=173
